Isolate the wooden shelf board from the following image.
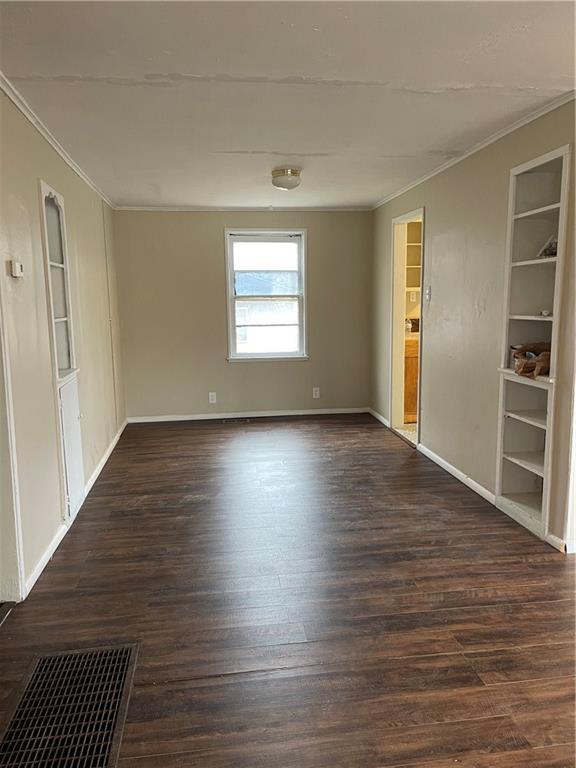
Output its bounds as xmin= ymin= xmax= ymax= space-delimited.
xmin=405 ymin=287 xmax=421 ymax=291
xmin=514 ymin=202 xmax=560 ymax=220
xmin=499 ymin=492 xmax=542 ymax=520
xmin=407 ymin=242 xmax=422 ymax=246
xmin=406 ymin=265 xmax=421 ymax=269
xmin=511 ymin=257 xmax=557 ymax=268
xmin=503 ymin=451 xmax=545 ymax=477
xmin=505 ymin=409 xmax=547 ymax=430
xmin=508 ymin=314 xmax=553 ymax=321
xmin=498 ymin=368 xmax=553 ymax=387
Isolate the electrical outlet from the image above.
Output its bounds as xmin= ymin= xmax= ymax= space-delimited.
xmin=409 ymin=291 xmax=417 ymax=303
xmin=208 ymin=391 xmax=217 ymax=404
xmin=425 ymin=285 xmax=432 ymax=302
xmin=312 ymin=387 xmax=320 ymax=399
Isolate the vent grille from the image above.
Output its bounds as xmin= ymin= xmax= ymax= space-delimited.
xmin=0 ymin=645 xmax=137 ymax=767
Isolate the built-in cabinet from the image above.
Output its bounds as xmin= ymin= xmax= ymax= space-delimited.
xmin=404 ymin=338 xmax=419 ymax=423
xmin=495 ymin=146 xmax=570 ymax=541
xmin=40 ymin=182 xmax=85 ymax=520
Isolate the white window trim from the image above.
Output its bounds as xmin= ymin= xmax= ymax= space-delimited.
xmin=225 ymin=228 xmax=308 ymax=361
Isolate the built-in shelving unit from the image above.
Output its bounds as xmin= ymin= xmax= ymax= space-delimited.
xmin=405 ymin=224 xmax=422 ymax=292
xmin=495 ymin=146 xmax=570 ymax=541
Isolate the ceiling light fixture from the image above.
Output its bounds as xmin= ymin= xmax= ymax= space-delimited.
xmin=271 ymin=167 xmax=301 ymax=191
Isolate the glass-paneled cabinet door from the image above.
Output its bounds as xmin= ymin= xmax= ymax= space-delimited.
xmin=44 ymin=192 xmax=75 ymax=376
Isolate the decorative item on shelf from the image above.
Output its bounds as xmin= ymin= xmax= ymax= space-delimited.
xmin=511 ymin=342 xmax=551 ymax=379
xmin=540 ymin=309 xmax=552 ymax=317
xmin=509 ymin=345 xmax=522 ymax=368
xmin=536 ymin=236 xmax=558 ymax=259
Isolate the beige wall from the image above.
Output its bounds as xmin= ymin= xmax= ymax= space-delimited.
xmin=0 ymin=317 xmax=22 ymax=600
xmin=1 ymin=83 xmax=573 ymax=597
xmin=0 ymin=93 xmax=125 ymax=588
xmin=114 ymin=211 xmax=372 ymax=417
xmin=372 ymin=103 xmax=575 ymax=538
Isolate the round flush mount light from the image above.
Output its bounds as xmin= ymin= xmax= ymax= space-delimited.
xmin=271 ymin=167 xmax=301 ymax=191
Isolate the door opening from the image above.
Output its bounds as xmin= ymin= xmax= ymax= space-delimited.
xmin=390 ymin=210 xmax=424 ymax=446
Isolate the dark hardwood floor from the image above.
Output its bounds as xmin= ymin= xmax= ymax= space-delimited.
xmin=0 ymin=415 xmax=574 ymax=766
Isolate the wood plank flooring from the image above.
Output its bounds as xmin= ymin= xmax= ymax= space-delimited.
xmin=0 ymin=415 xmax=574 ymax=766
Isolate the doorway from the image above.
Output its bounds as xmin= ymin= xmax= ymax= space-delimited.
xmin=390 ymin=209 xmax=424 ymax=446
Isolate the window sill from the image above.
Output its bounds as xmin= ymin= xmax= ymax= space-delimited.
xmin=227 ymin=355 xmax=309 ymax=363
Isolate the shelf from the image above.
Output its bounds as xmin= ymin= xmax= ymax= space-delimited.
xmin=405 ymin=287 xmax=421 ymax=291
xmin=505 ymin=409 xmax=547 ymax=430
xmin=511 ymin=257 xmax=557 ymax=268
xmin=407 ymin=242 xmax=422 ymax=246
xmin=514 ymin=202 xmax=561 ymax=220
xmin=57 ymin=367 xmax=80 ymax=386
xmin=498 ymin=368 xmax=553 ymax=387
xmin=508 ymin=314 xmax=553 ymax=321
xmin=406 ymin=265 xmax=421 ymax=269
xmin=503 ymin=451 xmax=545 ymax=477
xmin=500 ymin=492 xmax=542 ymax=520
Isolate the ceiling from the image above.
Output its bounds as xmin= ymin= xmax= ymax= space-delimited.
xmin=1 ymin=2 xmax=574 ymax=209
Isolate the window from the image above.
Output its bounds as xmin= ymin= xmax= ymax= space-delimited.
xmin=226 ymin=230 xmax=307 ymax=360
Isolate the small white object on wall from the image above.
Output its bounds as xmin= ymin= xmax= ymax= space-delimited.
xmin=10 ymin=260 xmax=24 ymax=278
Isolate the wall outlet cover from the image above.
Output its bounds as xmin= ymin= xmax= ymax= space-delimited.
xmin=208 ymin=392 xmax=217 ymax=404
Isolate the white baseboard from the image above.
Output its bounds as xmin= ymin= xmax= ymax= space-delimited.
xmin=418 ymin=443 xmax=569 ymax=552
xmin=495 ymin=493 xmax=545 ymax=539
xmin=417 ymin=443 xmax=496 ymax=504
xmin=24 ymin=523 xmax=68 ymax=596
xmin=0 ymin=575 xmax=23 ymax=603
xmin=22 ymin=419 xmax=127 ymax=600
xmin=368 ymin=408 xmax=391 ymax=428
xmin=545 ymin=533 xmax=567 ymax=553
xmin=127 ymin=408 xmax=370 ymax=423
xmin=84 ymin=419 xmax=127 ymax=497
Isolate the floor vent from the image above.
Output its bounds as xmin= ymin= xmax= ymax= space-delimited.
xmin=221 ymin=418 xmax=251 ymax=423
xmin=0 ymin=645 xmax=137 ymax=767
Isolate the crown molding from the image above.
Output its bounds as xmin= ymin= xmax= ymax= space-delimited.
xmin=0 ymin=70 xmax=115 ymax=208
xmin=372 ymin=90 xmax=576 ymax=210
xmin=114 ymin=205 xmax=371 ymax=212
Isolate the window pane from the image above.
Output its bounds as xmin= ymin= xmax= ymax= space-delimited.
xmin=233 ymin=241 xmax=298 ymax=271
xmin=236 ymin=325 xmax=300 ymax=355
xmin=235 ymin=299 xmax=298 ymax=326
xmin=235 ymin=271 xmax=298 ymax=296
xmin=50 ymin=265 xmax=67 ymax=319
xmin=55 ymin=320 xmax=71 ymax=371
xmin=45 ymin=196 xmax=64 ymax=264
